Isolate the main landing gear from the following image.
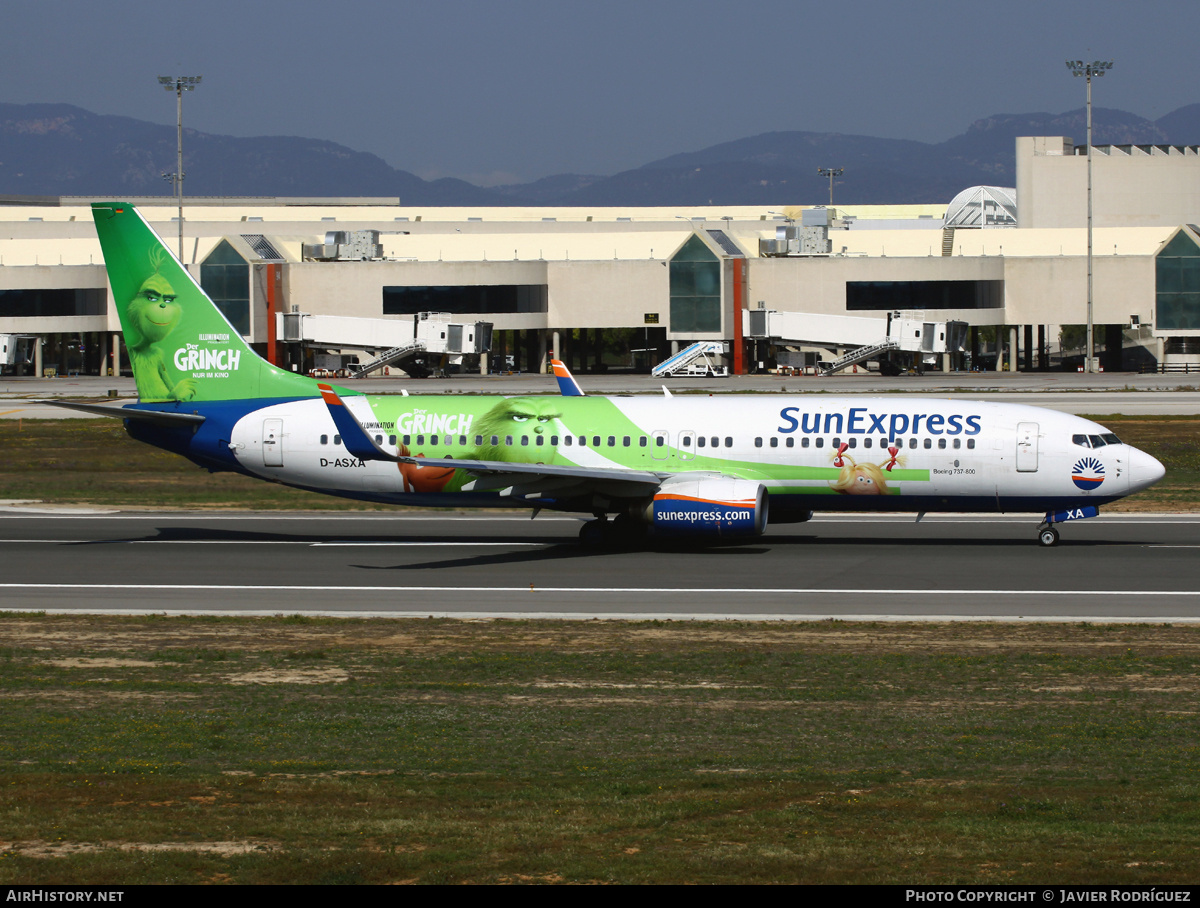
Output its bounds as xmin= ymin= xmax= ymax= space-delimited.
xmin=579 ymin=513 xmax=647 ymax=548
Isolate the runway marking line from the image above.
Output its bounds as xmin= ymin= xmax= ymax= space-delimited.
xmin=1 ymin=583 xmax=1198 ymax=597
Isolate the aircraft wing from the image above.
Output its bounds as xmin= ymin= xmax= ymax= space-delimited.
xmin=41 ymin=400 xmax=206 ymax=426
xmin=316 ymin=382 xmax=669 ymax=499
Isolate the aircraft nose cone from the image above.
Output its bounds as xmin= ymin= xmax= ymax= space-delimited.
xmin=1128 ymin=446 xmax=1166 ymax=492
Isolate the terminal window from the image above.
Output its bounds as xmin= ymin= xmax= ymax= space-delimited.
xmin=1156 ymin=231 xmax=1200 ymax=331
xmin=846 ymin=280 xmax=1003 ymax=311
xmin=670 ymin=235 xmax=721 ymax=332
xmin=382 ymin=285 xmax=547 ymax=316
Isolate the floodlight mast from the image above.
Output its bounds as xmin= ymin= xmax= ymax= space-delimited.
xmin=158 ymin=75 xmax=202 ymax=261
xmin=1066 ymin=60 xmax=1112 ymax=373
xmin=817 ymin=167 xmax=843 ymax=207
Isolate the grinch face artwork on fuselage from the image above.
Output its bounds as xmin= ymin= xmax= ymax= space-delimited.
xmin=123 ymin=254 xmax=197 ymax=402
xmin=387 ymin=397 xmax=569 ymax=494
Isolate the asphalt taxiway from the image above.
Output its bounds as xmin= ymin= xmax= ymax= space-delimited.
xmin=1 ymin=511 xmax=1198 ymax=622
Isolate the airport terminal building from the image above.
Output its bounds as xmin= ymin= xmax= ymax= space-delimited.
xmin=3 ymin=135 xmax=1200 ymax=377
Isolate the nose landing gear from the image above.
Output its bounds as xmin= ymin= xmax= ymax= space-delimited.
xmin=1037 ymin=524 xmax=1060 ymax=547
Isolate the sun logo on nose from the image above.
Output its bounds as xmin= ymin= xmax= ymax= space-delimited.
xmin=1072 ymin=456 xmax=1105 ymax=490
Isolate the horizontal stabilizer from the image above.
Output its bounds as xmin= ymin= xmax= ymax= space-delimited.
xmin=41 ymin=400 xmax=206 ymax=425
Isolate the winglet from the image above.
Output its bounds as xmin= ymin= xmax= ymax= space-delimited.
xmin=317 ymin=383 xmax=397 ymax=462
xmin=551 ymin=359 xmax=585 ymax=397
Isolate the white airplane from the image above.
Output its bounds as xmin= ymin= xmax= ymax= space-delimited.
xmin=60 ymin=203 xmax=1165 ymax=547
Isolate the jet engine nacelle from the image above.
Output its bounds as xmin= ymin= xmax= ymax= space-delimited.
xmin=646 ymin=479 xmax=769 ymax=537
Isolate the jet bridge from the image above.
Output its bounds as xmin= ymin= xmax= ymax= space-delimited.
xmin=744 ymin=310 xmax=966 ymax=375
xmin=278 ymin=311 xmax=491 ymax=377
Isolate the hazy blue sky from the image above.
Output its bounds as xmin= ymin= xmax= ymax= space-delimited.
xmin=2 ymin=0 xmax=1196 ymax=185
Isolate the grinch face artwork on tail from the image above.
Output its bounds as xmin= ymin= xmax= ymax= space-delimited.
xmin=123 ymin=249 xmax=197 ymax=402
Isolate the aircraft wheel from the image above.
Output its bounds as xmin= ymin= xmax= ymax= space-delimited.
xmin=1038 ymin=527 xmax=1060 ymax=547
xmin=579 ymin=519 xmax=609 ymax=547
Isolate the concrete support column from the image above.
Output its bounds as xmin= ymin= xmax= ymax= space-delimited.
xmin=1157 ymin=336 xmax=1166 ymax=369
xmin=942 ymin=352 xmax=950 ymax=372
xmin=1009 ymin=327 xmax=1018 ymax=372
xmin=551 ymin=331 xmax=560 ymax=366
xmin=34 ymin=337 xmax=43 ymax=377
xmin=112 ymin=333 xmax=122 ymax=378
xmin=670 ymin=340 xmax=679 ymax=356
xmin=98 ymin=332 xmax=108 ymax=376
xmin=995 ymin=330 xmax=1004 ymax=372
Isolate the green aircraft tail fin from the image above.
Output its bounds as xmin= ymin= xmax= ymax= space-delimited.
xmin=92 ymin=203 xmax=318 ymax=403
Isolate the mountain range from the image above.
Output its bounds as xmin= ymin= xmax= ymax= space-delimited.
xmin=2 ymin=101 xmax=1199 ymax=207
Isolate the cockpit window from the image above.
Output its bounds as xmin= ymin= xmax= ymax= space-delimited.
xmin=1089 ymin=435 xmax=1106 ymax=448
xmin=1072 ymin=434 xmax=1091 ymax=448
xmin=1102 ymin=433 xmax=1122 ymax=445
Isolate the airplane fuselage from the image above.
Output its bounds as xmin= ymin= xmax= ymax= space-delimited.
xmin=131 ymin=393 xmax=1163 ymax=521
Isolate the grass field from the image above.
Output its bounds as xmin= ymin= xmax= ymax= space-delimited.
xmin=0 ymin=616 xmax=1198 ymax=884
xmin=1 ymin=415 xmax=1197 ymax=510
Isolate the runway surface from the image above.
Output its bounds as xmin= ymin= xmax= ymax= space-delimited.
xmin=6 ymin=372 xmax=1200 ymax=418
xmin=1 ymin=510 xmax=1198 ymax=622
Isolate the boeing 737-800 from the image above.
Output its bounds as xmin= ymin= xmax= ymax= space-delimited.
xmin=56 ymin=203 xmax=1165 ymax=546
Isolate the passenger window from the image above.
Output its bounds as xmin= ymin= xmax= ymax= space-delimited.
xmin=832 ymin=437 xmax=841 ymax=448
xmin=924 ymin=438 xmax=932 ymax=449
xmin=787 ymin=437 xmax=795 ymax=448
xmin=815 ymin=438 xmax=824 ymax=449
xmin=953 ymin=438 xmax=961 ymax=449
xmin=429 ymin=435 xmax=438 ymax=446
xmin=623 ymin=436 xmax=631 ymax=447
xmin=967 ymin=439 xmax=975 ymax=449
xmin=520 ymin=436 xmax=529 ymax=446
xmin=375 ymin=435 xmax=383 ymax=445
xmin=607 ymin=436 xmax=615 ymax=447
xmin=563 ymin=435 xmax=572 ymax=446
xmin=864 ymin=438 xmax=872 ymax=449
xmin=334 ymin=435 xmax=342 ymax=446
xmin=938 ymin=438 xmax=946 ymax=449
xmin=698 ymin=437 xmax=706 ymax=448
xmin=535 ymin=435 xmax=545 ymax=446
xmin=725 ymin=437 xmax=732 ymax=447
xmin=474 ymin=435 xmax=483 ymax=446
xmin=416 ymin=435 xmax=425 ymax=446
xmin=639 ymin=437 xmax=648 ymax=447
xmin=770 ymin=437 xmax=779 ymax=448
xmin=800 ymin=437 xmax=808 ymax=448
xmin=755 ymin=437 xmax=763 ymax=448
xmin=682 ymin=436 xmax=692 ymax=447
xmin=655 ymin=436 xmax=665 ymax=447
xmin=593 ymin=436 xmax=601 ymax=447
xmin=908 ymin=438 xmax=917 ymax=449
xmin=578 ymin=436 xmax=587 ymax=447
xmin=320 ymin=435 xmax=328 ymax=445
xmin=459 ymin=435 xmax=467 ymax=446
xmin=390 ymin=435 xmax=397 ymax=446
xmin=403 ymin=434 xmax=412 ymax=446
xmin=848 ymin=437 xmax=857 ymax=449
